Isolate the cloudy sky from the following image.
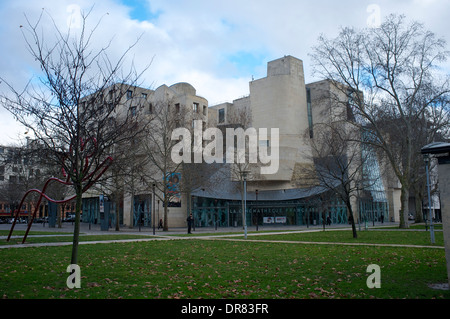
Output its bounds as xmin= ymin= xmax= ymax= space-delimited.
xmin=0 ymin=0 xmax=449 ymax=145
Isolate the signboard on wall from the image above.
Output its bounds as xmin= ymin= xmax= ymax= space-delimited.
xmin=263 ymin=216 xmax=286 ymax=224
xmin=99 ymin=195 xmax=104 ymax=213
xmin=263 ymin=217 xmax=274 ymax=224
xmin=275 ymin=216 xmax=286 ymax=224
xmin=165 ymin=172 xmax=181 ymax=207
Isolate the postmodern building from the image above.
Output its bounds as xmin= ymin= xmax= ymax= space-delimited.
xmin=80 ymin=55 xmax=399 ymax=230
xmin=192 ymin=56 xmax=393 ymax=229
xmin=80 ymin=81 xmax=209 ymax=229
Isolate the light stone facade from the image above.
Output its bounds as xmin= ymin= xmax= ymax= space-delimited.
xmin=83 ymin=55 xmax=398 ymax=228
xmin=121 ymin=82 xmax=208 ymax=229
xmin=209 ymin=56 xmax=399 ymax=224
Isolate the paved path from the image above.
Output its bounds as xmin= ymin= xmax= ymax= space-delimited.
xmin=0 ymin=221 xmax=443 ymax=250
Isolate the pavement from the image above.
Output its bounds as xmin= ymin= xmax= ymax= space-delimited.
xmin=0 ymin=220 xmax=438 ymax=250
xmin=1 ymin=219 xmax=402 ymax=235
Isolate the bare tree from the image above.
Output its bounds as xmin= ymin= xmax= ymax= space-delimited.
xmin=299 ymin=121 xmax=377 ymax=238
xmin=311 ymin=14 xmax=450 ymax=228
xmin=137 ymin=98 xmax=188 ymax=231
xmin=0 ymin=9 xmax=148 ymax=264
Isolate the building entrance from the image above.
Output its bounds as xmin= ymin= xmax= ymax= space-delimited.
xmin=133 ymin=194 xmax=152 ymax=228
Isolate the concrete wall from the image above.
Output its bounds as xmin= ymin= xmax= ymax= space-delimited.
xmin=249 ymin=56 xmax=314 ymax=183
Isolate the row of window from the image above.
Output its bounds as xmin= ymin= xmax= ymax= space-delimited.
xmin=0 ymin=175 xmax=27 ymax=183
xmin=131 ymin=101 xmax=208 ymax=117
xmin=127 ymin=90 xmax=147 ymax=100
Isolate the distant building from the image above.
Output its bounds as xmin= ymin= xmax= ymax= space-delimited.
xmin=0 ymin=140 xmax=75 ymax=223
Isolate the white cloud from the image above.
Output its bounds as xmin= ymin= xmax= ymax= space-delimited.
xmin=0 ymin=0 xmax=449 ymax=145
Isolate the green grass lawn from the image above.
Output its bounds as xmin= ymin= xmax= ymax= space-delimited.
xmin=1 ymin=229 xmax=449 ymax=299
xmin=1 ymin=233 xmax=155 ymax=246
xmin=242 ymin=229 xmax=445 ymax=247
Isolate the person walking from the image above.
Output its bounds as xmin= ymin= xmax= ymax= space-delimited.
xmin=187 ymin=213 xmax=194 ymax=234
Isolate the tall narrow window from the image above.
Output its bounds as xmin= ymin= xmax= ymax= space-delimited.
xmin=193 ymin=102 xmax=199 ymax=113
xmin=218 ymin=108 xmax=225 ymax=123
xmin=306 ymin=88 xmax=313 ymax=138
xmin=130 ymin=106 xmax=137 ymax=116
xmin=127 ymin=90 xmax=133 ymax=100
xmin=346 ymin=89 xmax=356 ymax=121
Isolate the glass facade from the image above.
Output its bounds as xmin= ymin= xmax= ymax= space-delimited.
xmin=360 ymin=128 xmax=390 ymax=223
xmin=191 ymin=195 xmax=349 ymax=228
xmin=82 ymin=196 xmax=122 ymax=228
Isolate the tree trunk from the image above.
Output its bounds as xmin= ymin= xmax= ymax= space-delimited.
xmin=348 ymin=207 xmax=358 ymax=239
xmin=70 ymin=185 xmax=83 ymax=265
xmin=399 ymin=184 xmax=410 ymax=229
xmin=414 ymin=192 xmax=424 ymax=223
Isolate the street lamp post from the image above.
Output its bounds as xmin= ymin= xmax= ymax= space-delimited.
xmin=255 ymin=189 xmax=259 ymax=232
xmin=424 ymin=154 xmax=435 ymax=244
xmin=241 ymin=171 xmax=249 ymax=239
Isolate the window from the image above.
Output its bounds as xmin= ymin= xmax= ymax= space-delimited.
xmin=193 ymin=102 xmax=199 ymax=113
xmin=218 ymin=108 xmax=225 ymax=123
xmin=203 ymin=105 xmax=207 ymax=116
xmin=142 ymin=93 xmax=147 ymax=99
xmin=175 ymin=103 xmax=180 ymax=114
xmin=130 ymin=106 xmax=137 ymax=116
xmin=346 ymin=89 xmax=357 ymax=121
xmin=126 ymin=90 xmax=133 ymax=100
xmin=149 ymin=103 xmax=153 ymax=114
xmin=306 ymin=88 xmax=313 ymax=138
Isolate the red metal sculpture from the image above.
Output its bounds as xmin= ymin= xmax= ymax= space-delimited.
xmin=7 ymin=138 xmax=113 ymax=243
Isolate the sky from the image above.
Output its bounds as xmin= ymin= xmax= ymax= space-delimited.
xmin=0 ymin=0 xmax=449 ymax=145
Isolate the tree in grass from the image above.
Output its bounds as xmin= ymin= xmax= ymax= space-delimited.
xmin=0 ymin=9 xmax=149 ymax=264
xmin=311 ymin=14 xmax=450 ymax=228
